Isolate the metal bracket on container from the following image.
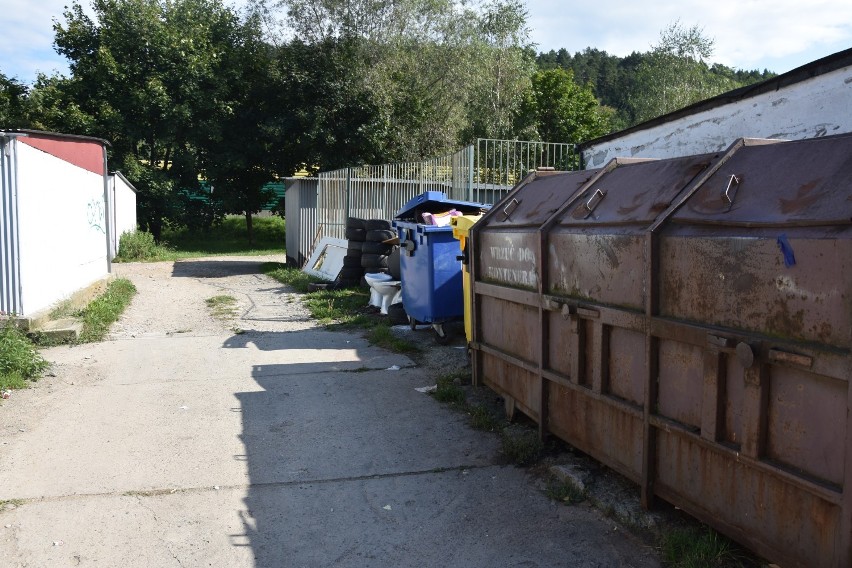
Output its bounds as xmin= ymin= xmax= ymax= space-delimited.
xmin=768 ymin=348 xmax=813 ymax=369
xmin=706 ymin=333 xmax=733 ymax=348
xmin=577 ymin=307 xmax=600 ymax=319
xmin=499 ymin=198 xmax=520 ymax=221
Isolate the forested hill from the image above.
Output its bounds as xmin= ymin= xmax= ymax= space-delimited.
xmin=537 ymin=47 xmax=777 ymax=130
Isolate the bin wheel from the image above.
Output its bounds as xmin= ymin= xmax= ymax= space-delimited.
xmin=408 ymin=316 xmax=418 ymax=331
xmin=433 ymin=323 xmax=452 ymax=345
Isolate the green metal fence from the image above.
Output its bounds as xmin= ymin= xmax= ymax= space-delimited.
xmin=315 ymin=139 xmax=576 ymax=241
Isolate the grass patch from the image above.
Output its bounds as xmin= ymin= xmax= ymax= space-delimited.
xmin=303 ymin=288 xmax=371 ymax=325
xmin=545 ymin=476 xmax=586 ymax=505
xmin=77 ymin=278 xmax=137 ymax=343
xmin=115 ymin=216 xmax=285 ymax=262
xmin=433 ymin=372 xmax=467 ymax=405
xmin=660 ymin=527 xmax=746 ymax=568
xmin=162 ymin=216 xmax=284 ymax=259
xmin=0 ymin=321 xmax=48 ymax=392
xmin=263 ymin=262 xmax=370 ymax=324
xmin=49 ymin=299 xmax=75 ymax=319
xmin=468 ymin=403 xmax=502 ymax=432
xmin=205 ymin=295 xmax=238 ymax=319
xmin=261 ymin=262 xmax=322 ymax=293
xmin=501 ymin=428 xmax=544 ymax=466
xmin=0 ymin=498 xmax=25 ymax=508
xmin=366 ymin=324 xmax=419 ymax=353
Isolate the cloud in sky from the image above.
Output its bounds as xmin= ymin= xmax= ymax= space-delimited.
xmin=0 ymin=0 xmax=74 ymax=81
xmin=1 ymin=0 xmax=851 ymax=84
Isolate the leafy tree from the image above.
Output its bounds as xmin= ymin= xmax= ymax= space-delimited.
xmin=463 ymin=0 xmax=536 ymax=141
xmin=519 ymin=67 xmax=613 ymax=154
xmin=0 ymin=72 xmax=30 ymax=128
xmin=53 ymin=0 xmax=268 ymax=240
xmin=535 ymin=29 xmax=776 ymax=131
xmin=272 ymin=37 xmax=385 ymax=171
xmin=23 ymin=74 xmax=98 ymax=134
xmin=627 ymin=21 xmax=727 ymax=123
xmin=255 ymin=0 xmax=538 ymax=160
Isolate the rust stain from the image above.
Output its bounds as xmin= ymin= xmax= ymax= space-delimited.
xmin=779 ymin=179 xmax=823 ymax=214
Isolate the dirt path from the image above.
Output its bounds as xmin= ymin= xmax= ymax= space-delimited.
xmin=0 ymin=256 xmax=661 ymax=568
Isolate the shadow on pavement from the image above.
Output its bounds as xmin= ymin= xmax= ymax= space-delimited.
xmin=223 ymin=328 xmax=500 ymax=567
xmin=171 ymin=259 xmax=271 ymax=278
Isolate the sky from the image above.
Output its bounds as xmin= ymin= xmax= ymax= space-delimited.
xmin=1 ymin=0 xmax=851 ymax=85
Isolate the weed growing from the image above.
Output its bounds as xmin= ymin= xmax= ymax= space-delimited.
xmin=468 ymin=403 xmax=502 ymax=432
xmin=545 ymin=476 xmax=587 ymax=505
xmin=433 ymin=372 xmax=467 ymax=405
xmin=366 ymin=325 xmax=419 ymax=353
xmin=660 ymin=526 xmax=746 ymax=568
xmin=501 ymin=428 xmax=544 ymax=466
xmin=0 ymin=321 xmax=48 ymax=392
xmin=205 ymin=295 xmax=238 ymax=319
xmin=304 ymin=289 xmax=371 ymax=325
xmin=261 ymin=263 xmax=320 ymax=293
xmin=78 ymin=278 xmax=137 ymax=343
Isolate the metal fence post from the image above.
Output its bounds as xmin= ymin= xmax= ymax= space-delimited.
xmin=345 ymin=168 xmax=351 ymax=225
xmin=468 ymin=143 xmax=475 ymax=202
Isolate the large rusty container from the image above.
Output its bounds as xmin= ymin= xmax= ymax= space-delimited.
xmin=468 ymin=135 xmax=852 ymax=568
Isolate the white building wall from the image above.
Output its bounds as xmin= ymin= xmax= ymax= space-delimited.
xmin=109 ymin=172 xmax=137 ymax=258
xmin=582 ymin=63 xmax=852 ymax=168
xmin=16 ymin=142 xmax=109 ymax=316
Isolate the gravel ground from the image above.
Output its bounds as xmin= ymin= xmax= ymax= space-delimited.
xmin=111 ymin=256 xmax=468 ymax=374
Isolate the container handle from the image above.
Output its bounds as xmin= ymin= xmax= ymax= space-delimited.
xmin=723 ymin=175 xmax=740 ymax=204
xmin=499 ymin=198 xmax=520 ymax=221
xmin=584 ymin=189 xmax=606 ymax=215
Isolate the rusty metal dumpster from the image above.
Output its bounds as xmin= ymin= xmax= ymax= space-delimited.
xmin=468 ymin=135 xmax=852 ymax=568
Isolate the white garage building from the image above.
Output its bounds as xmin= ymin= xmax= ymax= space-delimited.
xmin=0 ymin=129 xmax=122 ymax=325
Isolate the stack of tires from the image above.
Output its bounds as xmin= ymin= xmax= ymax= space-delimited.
xmin=340 ymin=217 xmax=397 ymax=288
xmin=360 ymin=219 xmax=396 ymax=276
xmin=340 ymin=217 xmax=368 ymax=288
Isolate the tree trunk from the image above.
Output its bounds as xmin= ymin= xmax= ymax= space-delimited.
xmin=245 ymin=211 xmax=254 ymax=247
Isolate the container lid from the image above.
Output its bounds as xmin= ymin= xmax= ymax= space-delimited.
xmin=394 ymin=191 xmax=489 ymax=221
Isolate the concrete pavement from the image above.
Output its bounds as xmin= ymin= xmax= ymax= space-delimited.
xmin=0 ymin=257 xmax=661 ymax=567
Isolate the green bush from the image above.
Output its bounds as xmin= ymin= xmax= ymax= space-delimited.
xmin=0 ymin=321 xmax=48 ymax=391
xmin=116 ymin=230 xmax=172 ymax=261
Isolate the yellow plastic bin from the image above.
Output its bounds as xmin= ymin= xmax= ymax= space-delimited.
xmin=450 ymin=214 xmax=484 ymax=344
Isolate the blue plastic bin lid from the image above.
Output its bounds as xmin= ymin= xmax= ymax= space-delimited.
xmin=394 ymin=191 xmax=489 ymax=220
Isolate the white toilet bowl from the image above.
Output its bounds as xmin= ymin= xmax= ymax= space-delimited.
xmin=364 ymin=272 xmax=402 ymax=315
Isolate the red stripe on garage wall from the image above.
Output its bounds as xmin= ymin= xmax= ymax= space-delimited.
xmin=19 ymin=135 xmax=105 ymax=176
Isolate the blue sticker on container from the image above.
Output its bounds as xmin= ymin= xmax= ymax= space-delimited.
xmin=776 ymin=234 xmax=796 ymax=267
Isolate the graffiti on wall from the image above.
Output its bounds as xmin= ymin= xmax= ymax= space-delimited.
xmin=87 ymin=198 xmax=105 ymax=233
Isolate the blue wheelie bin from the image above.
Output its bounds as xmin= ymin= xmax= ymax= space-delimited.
xmin=393 ymin=191 xmax=489 ymax=344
